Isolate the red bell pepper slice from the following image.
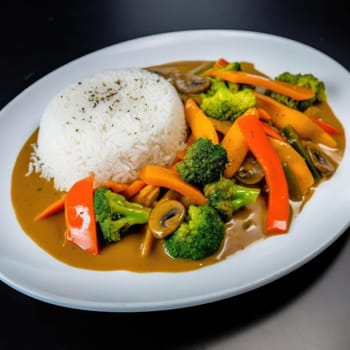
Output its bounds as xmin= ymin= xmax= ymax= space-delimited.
xmin=311 ymin=118 xmax=343 ymax=135
xmin=64 ymin=175 xmax=99 ymax=255
xmin=213 ymin=57 xmax=230 ymax=69
xmin=238 ymin=114 xmax=290 ymax=234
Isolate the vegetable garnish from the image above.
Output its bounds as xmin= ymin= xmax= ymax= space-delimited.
xmin=311 ymin=118 xmax=343 ymax=136
xmin=213 ymin=57 xmax=230 ymax=70
xmin=94 ymin=187 xmax=151 ymax=244
xmin=203 ymin=70 xmax=315 ymax=101
xmin=259 ymin=121 xmax=286 ymax=142
xmin=282 ymin=125 xmax=322 ymax=181
xmin=120 ymin=179 xmax=147 ymax=199
xmin=257 ymin=107 xmax=272 ymax=121
xmin=255 ymin=92 xmax=337 ymax=148
xmin=269 ymin=137 xmax=314 ymax=195
xmin=237 ymin=114 xmax=290 ymax=234
xmin=221 ymin=117 xmax=248 ymax=178
xmin=139 ymin=165 xmax=207 ymax=206
xmin=204 ymin=178 xmax=261 ymax=219
xmin=176 ymin=137 xmax=228 ymax=188
xmin=34 ymin=195 xmax=66 ymax=221
xmin=101 ymin=181 xmax=129 ymax=193
xmin=64 ymin=175 xmax=99 ymax=255
xmin=184 ymin=98 xmax=219 ymax=144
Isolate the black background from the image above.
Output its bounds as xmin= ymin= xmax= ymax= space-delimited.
xmin=1 ymin=1 xmax=349 ymax=349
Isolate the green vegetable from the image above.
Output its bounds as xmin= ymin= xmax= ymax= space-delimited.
xmin=204 ymin=61 xmax=242 ymax=94
xmin=164 ymin=204 xmax=225 ymax=260
xmin=176 ymin=137 xmax=228 ymax=188
xmin=94 ymin=187 xmax=151 ymax=244
xmin=219 ymin=61 xmax=241 ymax=72
xmin=200 ymin=82 xmax=256 ymax=121
xmin=282 ymin=125 xmax=322 ymax=181
xmin=204 ymin=177 xmax=260 ymax=219
xmin=269 ymin=72 xmax=327 ymax=111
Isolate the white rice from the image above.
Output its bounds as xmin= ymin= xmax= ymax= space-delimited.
xmin=29 ymin=68 xmax=187 ymax=191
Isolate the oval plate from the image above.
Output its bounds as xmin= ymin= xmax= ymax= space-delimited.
xmin=1 ymin=30 xmax=350 ymax=312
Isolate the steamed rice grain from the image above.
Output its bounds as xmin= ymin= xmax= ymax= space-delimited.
xmin=29 ymin=68 xmax=187 ymax=191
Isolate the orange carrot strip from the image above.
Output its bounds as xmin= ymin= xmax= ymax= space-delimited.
xmin=168 ymin=160 xmax=182 ymax=172
xmin=139 ymin=165 xmax=207 ymax=206
xmin=34 ymin=195 xmax=66 ymax=221
xmin=101 ymin=181 xmax=129 ymax=193
xmin=121 ymin=179 xmax=147 ymax=199
xmin=65 ymin=175 xmax=99 ymax=255
xmin=184 ymin=98 xmax=219 ymax=144
xmin=255 ymin=92 xmax=337 ymax=148
xmin=203 ymin=70 xmax=315 ymax=100
xmin=238 ymin=115 xmax=290 ymax=234
xmin=257 ymin=107 xmax=272 ymax=121
xmin=259 ymin=121 xmax=286 ymax=142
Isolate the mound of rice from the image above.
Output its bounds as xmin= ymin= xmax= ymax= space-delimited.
xmin=29 ymin=68 xmax=187 ymax=191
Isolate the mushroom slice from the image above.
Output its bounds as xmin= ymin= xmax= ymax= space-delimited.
xmin=235 ymin=155 xmax=264 ymax=185
xmin=148 ymin=200 xmax=186 ymax=239
xmin=305 ymin=142 xmax=335 ymax=177
xmin=174 ymin=74 xmax=211 ymax=94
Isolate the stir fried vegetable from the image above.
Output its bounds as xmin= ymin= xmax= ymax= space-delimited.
xmin=64 ymin=175 xmax=99 ymax=255
xmin=34 ymin=57 xmax=343 ymax=262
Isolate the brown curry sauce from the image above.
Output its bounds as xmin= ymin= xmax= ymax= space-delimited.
xmin=11 ymin=61 xmax=345 ymax=272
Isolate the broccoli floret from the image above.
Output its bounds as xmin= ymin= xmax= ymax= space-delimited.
xmin=200 ymin=84 xmax=256 ymax=121
xmin=204 ymin=178 xmax=260 ymax=219
xmin=205 ymin=78 xmax=230 ymax=96
xmin=219 ymin=61 xmax=241 ymax=72
xmin=164 ymin=204 xmax=225 ymax=260
xmin=94 ymin=187 xmax=151 ymax=244
xmin=176 ymin=137 xmax=228 ymax=188
xmin=269 ymin=72 xmax=327 ymax=111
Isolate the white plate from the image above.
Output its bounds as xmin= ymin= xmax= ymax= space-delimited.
xmin=1 ymin=30 xmax=350 ymax=312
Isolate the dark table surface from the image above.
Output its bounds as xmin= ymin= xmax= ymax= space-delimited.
xmin=1 ymin=1 xmax=349 ymax=349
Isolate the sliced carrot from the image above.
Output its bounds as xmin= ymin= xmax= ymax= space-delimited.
xmin=139 ymin=165 xmax=207 ymax=206
xmin=269 ymin=137 xmax=314 ymax=195
xmin=257 ymin=107 xmax=272 ymax=121
xmin=184 ymin=98 xmax=219 ymax=144
xmin=34 ymin=195 xmax=66 ymax=221
xmin=255 ymin=92 xmax=337 ymax=148
xmin=238 ymin=115 xmax=290 ymax=234
xmin=101 ymin=181 xmax=129 ymax=193
xmin=121 ymin=179 xmax=146 ymax=199
xmin=203 ymin=70 xmax=315 ymax=101
xmin=65 ymin=175 xmax=99 ymax=255
xmin=168 ymin=160 xmax=182 ymax=172
xmin=259 ymin=121 xmax=286 ymax=142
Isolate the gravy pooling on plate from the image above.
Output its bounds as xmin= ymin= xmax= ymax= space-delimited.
xmin=11 ymin=60 xmax=345 ymax=272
